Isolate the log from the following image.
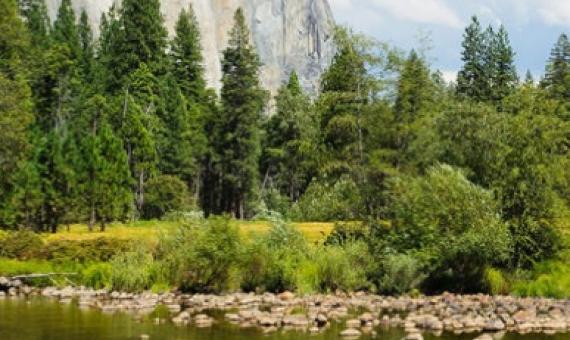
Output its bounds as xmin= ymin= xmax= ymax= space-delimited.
xmin=10 ymin=273 xmax=78 ymax=280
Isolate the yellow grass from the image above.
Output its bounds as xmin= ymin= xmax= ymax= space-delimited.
xmin=44 ymin=220 xmax=334 ymax=244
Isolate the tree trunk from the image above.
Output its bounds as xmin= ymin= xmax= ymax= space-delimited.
xmin=88 ymin=205 xmax=96 ymax=232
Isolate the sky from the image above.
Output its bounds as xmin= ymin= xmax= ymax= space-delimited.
xmin=328 ymin=0 xmax=570 ymax=82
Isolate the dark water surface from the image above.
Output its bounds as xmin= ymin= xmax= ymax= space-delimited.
xmin=1 ymin=297 xmax=570 ymax=340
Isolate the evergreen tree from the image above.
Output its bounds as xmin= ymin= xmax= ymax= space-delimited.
xmin=157 ymin=75 xmax=207 ymax=196
xmin=261 ymin=71 xmax=315 ymax=203
xmin=52 ymin=0 xmax=80 ymax=60
xmin=393 ymin=50 xmax=434 ymax=165
xmin=18 ymin=0 xmax=50 ymax=49
xmin=210 ymin=8 xmax=266 ymax=218
xmin=77 ymin=96 xmax=132 ymax=231
xmin=542 ymin=33 xmax=570 ymax=102
xmin=118 ymin=64 xmax=160 ymax=213
xmin=170 ymin=5 xmax=206 ymax=103
xmin=318 ymin=28 xmax=369 ymax=178
xmin=77 ymin=10 xmax=94 ymax=81
xmin=491 ymin=25 xmax=518 ymax=103
xmin=457 ymin=16 xmax=486 ymax=101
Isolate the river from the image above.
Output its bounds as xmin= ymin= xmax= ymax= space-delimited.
xmin=1 ymin=297 xmax=569 ymax=340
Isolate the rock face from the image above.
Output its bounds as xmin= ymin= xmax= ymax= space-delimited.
xmin=45 ymin=0 xmax=336 ymax=94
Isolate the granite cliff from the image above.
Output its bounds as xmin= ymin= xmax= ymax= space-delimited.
xmin=45 ymin=0 xmax=335 ymax=94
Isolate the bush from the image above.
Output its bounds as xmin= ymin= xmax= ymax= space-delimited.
xmin=156 ymin=217 xmax=241 ymax=293
xmin=512 ymin=261 xmax=570 ymax=299
xmin=81 ymin=263 xmax=112 ymax=289
xmin=240 ymin=219 xmax=308 ymax=293
xmin=38 ymin=238 xmax=132 ymax=263
xmin=382 ymin=164 xmax=512 ymax=292
xmin=0 ymin=229 xmax=44 ymax=260
xmin=291 ymin=176 xmax=362 ymax=221
xmin=109 ymin=246 xmax=154 ymax=292
xmin=309 ymin=242 xmax=373 ymax=293
xmin=325 ymin=222 xmax=369 ymax=246
xmin=484 ymin=267 xmax=510 ymax=295
xmin=142 ymin=175 xmax=193 ymax=220
xmin=379 ymin=254 xmax=425 ymax=295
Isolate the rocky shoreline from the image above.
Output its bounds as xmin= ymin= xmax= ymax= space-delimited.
xmin=1 ymin=277 xmax=570 ymax=340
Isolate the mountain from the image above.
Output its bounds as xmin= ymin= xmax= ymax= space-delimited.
xmin=45 ymin=0 xmax=336 ymax=94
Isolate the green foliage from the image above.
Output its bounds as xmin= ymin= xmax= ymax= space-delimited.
xmin=512 ymin=261 xmax=570 ymax=299
xmin=81 ymin=263 xmax=112 ymax=289
xmin=109 ymin=246 xmax=154 ymax=292
xmin=0 ymin=229 xmax=44 ymax=260
xmin=142 ymin=175 xmax=192 ymax=220
xmin=325 ymin=222 xmax=369 ymax=246
xmin=38 ymin=238 xmax=131 ymax=263
xmin=155 ymin=217 xmax=241 ymax=293
xmin=381 ymin=164 xmax=512 ymax=292
xmin=484 ymin=267 xmax=510 ymax=295
xmin=291 ymin=176 xmax=362 ymax=222
xmin=378 ymin=254 xmax=425 ymax=295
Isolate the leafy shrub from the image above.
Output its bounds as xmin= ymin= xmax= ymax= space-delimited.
xmin=310 ymin=242 xmax=373 ymax=293
xmin=109 ymin=246 xmax=154 ymax=292
xmin=484 ymin=267 xmax=510 ymax=295
xmin=325 ymin=222 xmax=369 ymax=246
xmin=81 ymin=263 xmax=112 ymax=289
xmin=156 ymin=217 xmax=241 ymax=293
xmin=379 ymin=254 xmax=425 ymax=295
xmin=512 ymin=261 xmax=570 ymax=299
xmin=142 ymin=175 xmax=193 ymax=220
xmin=0 ymin=229 xmax=44 ymax=260
xmin=38 ymin=238 xmax=132 ymax=263
xmin=291 ymin=176 xmax=362 ymax=221
xmin=240 ymin=219 xmax=308 ymax=293
xmin=382 ymin=164 xmax=512 ymax=292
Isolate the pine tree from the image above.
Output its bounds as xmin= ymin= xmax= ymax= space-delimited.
xmin=116 ymin=0 xmax=167 ymax=86
xmin=170 ymin=5 xmax=206 ymax=103
xmin=52 ymin=0 xmax=80 ymax=60
xmin=157 ymin=74 xmax=207 ymax=195
xmin=542 ymin=33 xmax=570 ymax=101
xmin=211 ymin=8 xmax=266 ymax=218
xmin=457 ymin=16 xmax=486 ymax=101
xmin=18 ymin=0 xmax=50 ymax=49
xmin=0 ymin=0 xmax=35 ymax=227
xmin=261 ymin=71 xmax=315 ymax=203
xmin=318 ymin=28 xmax=368 ymax=178
xmin=394 ymin=50 xmax=434 ymax=163
xmin=491 ymin=25 xmax=518 ymax=103
xmin=78 ymin=10 xmax=94 ymax=81
xmin=77 ymin=95 xmax=132 ymax=231
xmin=118 ymin=64 xmax=160 ymax=213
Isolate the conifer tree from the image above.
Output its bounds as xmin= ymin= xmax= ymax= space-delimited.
xmin=52 ymin=0 xmax=80 ymax=60
xmin=78 ymin=10 xmax=94 ymax=81
xmin=118 ymin=64 xmax=160 ymax=213
xmin=491 ymin=25 xmax=518 ymax=103
xmin=457 ymin=16 xmax=486 ymax=101
xmin=211 ymin=8 xmax=266 ymax=218
xmin=542 ymin=33 xmax=570 ymax=101
xmin=18 ymin=0 xmax=50 ymax=49
xmin=261 ymin=71 xmax=315 ymax=203
xmin=170 ymin=5 xmax=206 ymax=103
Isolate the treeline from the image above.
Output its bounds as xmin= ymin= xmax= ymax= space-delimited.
xmin=1 ymin=0 xmax=569 ymax=252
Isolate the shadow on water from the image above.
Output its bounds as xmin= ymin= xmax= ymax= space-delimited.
xmin=1 ymin=297 xmax=569 ymax=340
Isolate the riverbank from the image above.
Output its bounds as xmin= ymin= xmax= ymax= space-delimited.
xmin=2 ymin=277 xmax=570 ymax=340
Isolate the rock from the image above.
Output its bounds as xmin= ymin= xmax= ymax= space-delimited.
xmin=473 ymin=335 xmax=493 ymax=340
xmin=278 ymin=291 xmax=295 ymax=301
xmin=257 ymin=316 xmax=280 ymax=327
xmin=225 ymin=313 xmax=240 ymax=322
xmin=484 ymin=319 xmax=505 ymax=331
xmin=405 ymin=331 xmax=424 ymax=340
xmin=309 ymin=326 xmax=320 ymax=333
xmin=0 ymin=277 xmax=9 ymax=286
xmin=0 ymin=291 xmax=5 ymax=297
xmin=340 ymin=328 xmax=361 ymax=338
xmin=316 ymin=313 xmax=328 ymax=326
xmin=359 ymin=312 xmax=374 ymax=323
xmin=346 ymin=319 xmax=361 ymax=328
xmin=194 ymin=314 xmax=213 ymax=327
xmin=140 ymin=335 xmax=150 ymax=340
xmin=45 ymin=0 xmax=335 ymax=96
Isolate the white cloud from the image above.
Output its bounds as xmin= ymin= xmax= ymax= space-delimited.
xmin=370 ymin=0 xmax=463 ymax=28
xmin=535 ymin=0 xmax=570 ymax=27
xmin=441 ymin=70 xmax=458 ymax=84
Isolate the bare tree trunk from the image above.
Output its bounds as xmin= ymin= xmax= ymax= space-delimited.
xmin=88 ymin=204 xmax=96 ymax=232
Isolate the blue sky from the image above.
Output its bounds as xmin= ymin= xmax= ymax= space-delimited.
xmin=328 ymin=0 xmax=570 ymax=82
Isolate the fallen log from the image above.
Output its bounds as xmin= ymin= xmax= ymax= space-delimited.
xmin=10 ymin=273 xmax=78 ymax=280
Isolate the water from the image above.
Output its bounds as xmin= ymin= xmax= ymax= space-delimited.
xmin=1 ymin=297 xmax=569 ymax=340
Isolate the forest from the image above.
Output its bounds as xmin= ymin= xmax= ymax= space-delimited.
xmin=0 ymin=0 xmax=569 ymax=295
